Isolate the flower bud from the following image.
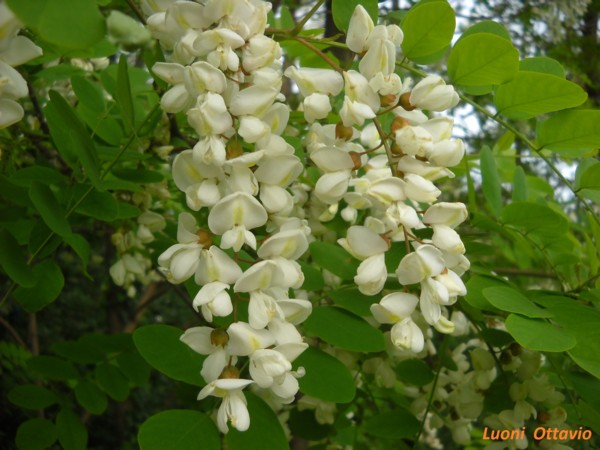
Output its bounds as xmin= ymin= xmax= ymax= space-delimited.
xmin=335 ymin=121 xmax=354 ymax=141
xmin=219 ymin=365 xmax=241 ymax=379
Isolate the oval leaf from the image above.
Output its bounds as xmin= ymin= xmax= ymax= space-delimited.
xmin=14 ymin=260 xmax=64 ymax=313
xmin=505 ymin=314 xmax=576 ymax=352
xmin=537 ymin=109 xmax=600 ymax=155
xmin=7 ymin=0 xmax=105 ymax=50
xmin=303 ymin=306 xmax=385 ymax=352
xmin=483 ymin=287 xmax=552 ymax=318
xmin=448 ymin=33 xmax=519 ymax=86
xmin=15 ymin=418 xmax=57 ymax=450
xmin=295 ymin=346 xmax=355 ymax=403
xmin=95 ymin=363 xmax=130 ymax=401
xmin=401 ymin=0 xmax=455 ymax=62
xmin=495 ymin=72 xmax=587 ymax=119
xmin=74 ymin=381 xmax=108 ymax=415
xmin=138 ymin=410 xmax=220 ymax=450
xmin=56 ymin=408 xmax=88 ymax=450
xmin=133 ymin=325 xmax=204 ymax=386
xmin=8 ymin=385 xmax=57 ymax=410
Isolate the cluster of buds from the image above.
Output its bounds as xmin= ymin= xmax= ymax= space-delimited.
xmin=0 ymin=3 xmax=42 ymax=129
xmin=147 ymin=0 xmax=313 ymax=433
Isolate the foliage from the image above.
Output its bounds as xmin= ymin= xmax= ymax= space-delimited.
xmin=0 ymin=0 xmax=599 ymax=449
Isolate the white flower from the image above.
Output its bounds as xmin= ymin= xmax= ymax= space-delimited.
xmin=198 ymin=378 xmax=254 ymax=433
xmin=284 ymin=66 xmax=343 ymax=97
xmin=193 ymin=281 xmax=233 ymax=322
xmin=394 ymin=125 xmax=433 ymax=157
xmin=354 ymin=253 xmax=387 ymax=295
xmin=187 ymin=93 xmax=233 ymax=136
xmin=258 ymin=229 xmax=309 ymax=260
xmin=391 ymin=318 xmax=424 ymax=353
xmin=303 ymin=93 xmax=332 ymax=123
xmin=195 ymin=245 xmax=243 ymax=286
xmin=359 ymin=36 xmax=396 ymax=80
xmin=396 ymin=244 xmax=445 ymax=285
xmin=403 ymin=173 xmax=441 ymax=203
xmin=338 ymin=225 xmax=388 ymax=260
xmin=208 ymin=192 xmax=268 ymax=251
xmin=180 ymin=326 xmax=234 ymax=383
xmin=157 ymin=213 xmax=207 ymax=284
xmin=340 ymin=70 xmax=380 ymax=126
xmin=346 ymin=5 xmax=374 ymax=53
xmin=431 ymin=224 xmax=465 ymax=254
xmin=314 ymin=170 xmax=352 ymax=204
xmin=423 ymin=202 xmax=468 ymax=228
xmin=409 ymin=75 xmax=459 ymax=111
xmin=427 ymin=139 xmax=465 ymax=167
xmin=227 ymin=321 xmax=275 ymax=356
xmin=242 ymin=34 xmax=281 ymax=72
xmin=370 ymin=292 xmax=419 ymax=324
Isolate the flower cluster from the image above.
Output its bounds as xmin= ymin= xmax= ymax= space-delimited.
xmin=0 ymin=3 xmax=42 ymax=129
xmin=150 ymin=0 xmax=471 ymax=436
xmin=147 ymin=0 xmax=312 ymax=433
xmin=286 ymin=5 xmax=468 ymax=356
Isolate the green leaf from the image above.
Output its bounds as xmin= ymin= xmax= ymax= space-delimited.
xmin=464 ymin=275 xmax=506 ymax=311
xmin=116 ymin=55 xmax=135 ymax=132
xmin=95 ymin=363 xmax=130 ymax=401
xmin=309 ymin=241 xmax=359 ymax=280
xmin=28 ymin=355 xmax=79 ymax=381
xmin=401 ymin=0 xmax=455 ymax=63
xmin=10 ymin=166 xmax=67 ymax=187
xmin=578 ymin=164 xmax=600 ymax=191
xmin=116 ymin=350 xmax=152 ymax=386
xmin=29 ymin=182 xmax=71 ymax=237
xmin=112 ymin=168 xmax=165 ymax=183
xmin=63 ymin=233 xmax=91 ymax=270
xmin=303 ymin=306 xmax=384 ymax=352
xmin=519 ymin=56 xmax=565 ymax=78
xmin=8 ymin=385 xmax=58 ymax=410
xmin=395 ymin=359 xmax=434 ymax=387
xmin=6 ymin=0 xmax=105 ymax=50
xmin=56 ymin=408 xmax=87 ymax=450
xmin=512 ymin=166 xmax=527 ymax=202
xmin=505 ymin=314 xmax=576 ymax=352
xmin=479 ymin=146 xmax=502 ymax=217
xmin=71 ymin=75 xmax=105 ymax=112
xmin=298 ymin=261 xmax=325 ymax=291
xmin=52 ymin=340 xmax=104 ymax=364
xmin=331 ymin=0 xmax=378 ymax=33
xmin=14 ymin=260 xmax=64 ymax=313
xmin=537 ymin=110 xmax=600 ymax=155
xmin=227 ymin=393 xmax=289 ymax=450
xmin=448 ymin=33 xmax=519 ymax=86
xmin=458 ymin=20 xmax=511 ymax=41
xmin=133 ymin=325 xmax=204 ymax=386
xmin=74 ymin=381 xmax=108 ymax=415
xmin=295 ymin=347 xmax=355 ymax=403
xmin=495 ymin=72 xmax=587 ymax=119
xmin=534 ymin=296 xmax=600 ymax=378
xmin=363 ymin=409 xmax=420 ymax=439
xmin=15 ymin=418 xmax=57 ymax=450
xmin=501 ymin=202 xmax=569 ymax=237
xmin=329 ymin=287 xmax=377 ymax=316
xmin=0 ymin=229 xmax=35 ymax=287
xmin=45 ymin=90 xmax=100 ymax=185
xmin=74 ymin=187 xmax=119 ymax=222
xmin=483 ymin=287 xmax=552 ymax=318
xmin=138 ymin=410 xmax=220 ymax=450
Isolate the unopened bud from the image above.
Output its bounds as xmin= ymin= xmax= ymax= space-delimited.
xmin=509 ymin=342 xmax=522 ymax=356
xmin=391 ymin=142 xmax=404 ymax=156
xmin=499 ymin=350 xmax=512 ymax=365
xmin=399 ymin=92 xmax=415 ymax=111
xmin=381 ymin=93 xmax=397 ymax=107
xmin=219 ymin=365 xmax=240 ymax=379
xmin=210 ymin=328 xmax=229 ymax=347
xmin=391 ymin=116 xmax=409 ymax=133
xmin=335 ymin=121 xmax=354 ymax=141
xmin=349 ymin=151 xmax=362 ymax=170
xmin=197 ymin=229 xmax=213 ymax=246
xmin=226 ymin=139 xmax=243 ymax=160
